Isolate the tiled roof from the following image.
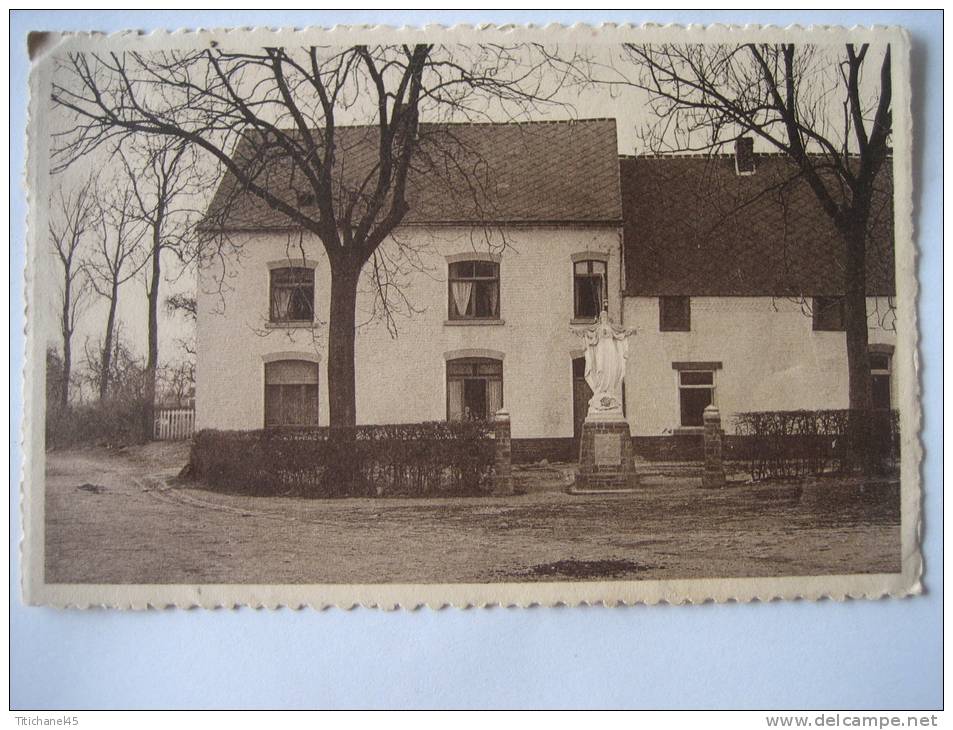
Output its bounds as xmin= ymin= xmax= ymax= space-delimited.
xmin=205 ymin=119 xmax=622 ymax=228
xmin=620 ymin=155 xmax=895 ymax=297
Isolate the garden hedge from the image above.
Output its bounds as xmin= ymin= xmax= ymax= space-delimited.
xmin=732 ymin=409 xmax=900 ymax=480
xmin=187 ymin=420 xmax=495 ymax=498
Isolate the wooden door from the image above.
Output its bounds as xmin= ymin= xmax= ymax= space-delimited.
xmin=572 ymin=357 xmax=592 ymax=441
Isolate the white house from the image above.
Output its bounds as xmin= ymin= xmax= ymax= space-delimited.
xmin=196 ymin=119 xmax=625 ymax=460
xmin=194 ymin=119 xmax=896 ymax=461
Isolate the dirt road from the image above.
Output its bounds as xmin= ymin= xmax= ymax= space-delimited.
xmin=44 ymin=444 xmax=901 ymax=584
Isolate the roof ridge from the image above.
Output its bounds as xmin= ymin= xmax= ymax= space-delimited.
xmin=421 ymin=117 xmax=616 ymax=125
xmin=348 ymin=118 xmax=618 ymax=128
xmin=620 ymin=151 xmax=878 ymax=160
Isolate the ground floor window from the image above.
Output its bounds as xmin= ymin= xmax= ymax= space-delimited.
xmin=678 ymin=369 xmax=715 ymax=427
xmin=447 ymin=358 xmax=503 ymax=421
xmin=264 ymin=359 xmax=319 ymax=427
xmin=870 ymin=352 xmax=892 ymax=410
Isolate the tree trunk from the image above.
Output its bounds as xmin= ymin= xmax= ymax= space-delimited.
xmin=842 ymin=224 xmax=872 ymax=413
xmin=60 ymin=332 xmax=71 ymax=410
xmin=60 ymin=284 xmax=72 ymax=410
xmin=99 ymin=281 xmax=119 ymax=401
xmin=327 ymin=258 xmax=360 ymax=428
xmin=142 ymin=230 xmax=162 ymax=441
xmin=841 ymin=218 xmax=875 ymax=473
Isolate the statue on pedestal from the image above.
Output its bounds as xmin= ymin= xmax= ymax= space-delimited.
xmin=570 ymin=303 xmax=640 ymax=493
xmin=574 ymin=305 xmax=637 ymax=420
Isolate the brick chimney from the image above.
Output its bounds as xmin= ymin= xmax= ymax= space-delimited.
xmin=734 ymin=136 xmax=755 ymax=175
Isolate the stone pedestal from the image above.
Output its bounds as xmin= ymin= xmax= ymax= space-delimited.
xmin=701 ymin=405 xmax=727 ymax=488
xmin=571 ymin=415 xmax=639 ymax=493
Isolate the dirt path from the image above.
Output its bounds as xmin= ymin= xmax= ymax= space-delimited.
xmin=44 ymin=445 xmax=901 ymax=584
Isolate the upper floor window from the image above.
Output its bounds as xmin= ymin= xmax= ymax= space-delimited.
xmin=812 ymin=296 xmax=845 ymax=331
xmin=660 ymin=296 xmax=691 ymax=332
xmin=270 ymin=267 xmax=314 ymax=323
xmin=448 ymin=260 xmax=499 ymax=320
xmin=574 ymin=259 xmax=606 ymax=319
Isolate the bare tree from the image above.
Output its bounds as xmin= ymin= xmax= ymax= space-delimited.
xmin=84 ymin=182 xmax=147 ymax=400
xmin=164 ymin=290 xmax=197 ymax=405
xmin=51 ymin=43 xmax=572 ymax=427
xmin=117 ymin=137 xmax=202 ymax=438
xmin=157 ymin=358 xmax=195 ymax=408
xmin=164 ymin=292 xmax=197 ymax=321
xmin=49 ymin=178 xmax=97 ymax=408
xmin=608 ymin=42 xmax=892 ymax=413
xmin=81 ymin=322 xmax=147 ymax=405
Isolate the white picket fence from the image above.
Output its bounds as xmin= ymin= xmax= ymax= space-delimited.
xmin=154 ymin=407 xmax=195 ymax=441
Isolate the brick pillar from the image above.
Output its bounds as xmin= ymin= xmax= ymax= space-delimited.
xmin=492 ymin=409 xmax=513 ymax=495
xmin=702 ymin=405 xmax=726 ymax=488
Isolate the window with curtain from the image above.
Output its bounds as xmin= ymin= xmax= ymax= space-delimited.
xmin=270 ymin=267 xmax=314 ymax=323
xmin=573 ymin=259 xmax=606 ymax=319
xmin=448 ymin=261 xmax=500 ymax=319
xmin=264 ymin=360 xmax=319 ymax=427
xmin=446 ymin=358 xmax=503 ymax=421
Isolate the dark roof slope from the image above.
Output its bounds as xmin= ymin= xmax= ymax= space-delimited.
xmin=620 ymin=155 xmax=895 ymax=297
xmin=206 ymin=119 xmax=622 ymax=229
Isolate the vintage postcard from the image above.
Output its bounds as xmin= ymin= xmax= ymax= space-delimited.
xmin=21 ymin=22 xmax=921 ymax=608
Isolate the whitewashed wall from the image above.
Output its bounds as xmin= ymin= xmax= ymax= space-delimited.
xmin=195 ymin=225 xmax=622 ymax=438
xmin=621 ymin=296 xmax=898 ymax=436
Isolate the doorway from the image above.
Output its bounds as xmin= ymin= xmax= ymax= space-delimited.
xmin=463 ymin=378 xmax=488 ymax=420
xmin=572 ymin=356 xmax=592 ymax=441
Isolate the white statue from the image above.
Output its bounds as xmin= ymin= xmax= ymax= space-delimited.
xmin=574 ymin=306 xmax=636 ymax=420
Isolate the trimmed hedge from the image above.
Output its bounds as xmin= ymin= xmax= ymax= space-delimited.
xmin=188 ymin=421 xmax=495 ymax=498
xmin=732 ymin=409 xmax=900 ymax=480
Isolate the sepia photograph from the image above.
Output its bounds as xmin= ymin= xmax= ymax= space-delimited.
xmin=22 ymin=22 xmax=919 ymax=607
